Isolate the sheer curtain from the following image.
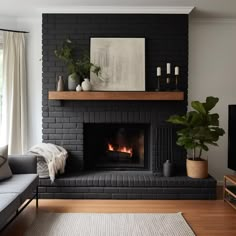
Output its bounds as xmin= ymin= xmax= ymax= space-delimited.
xmin=0 ymin=31 xmax=27 ymax=154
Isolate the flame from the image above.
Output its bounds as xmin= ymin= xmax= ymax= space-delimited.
xmin=107 ymin=143 xmax=133 ymax=157
xmin=108 ymin=143 xmax=114 ymax=151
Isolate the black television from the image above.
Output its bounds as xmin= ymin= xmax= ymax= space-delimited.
xmin=228 ymin=105 xmax=236 ymax=171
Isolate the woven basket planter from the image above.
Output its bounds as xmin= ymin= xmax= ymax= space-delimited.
xmin=186 ymin=159 xmax=208 ymax=179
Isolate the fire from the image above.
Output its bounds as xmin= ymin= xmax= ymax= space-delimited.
xmin=108 ymin=143 xmax=114 ymax=151
xmin=107 ymin=143 xmax=133 ymax=157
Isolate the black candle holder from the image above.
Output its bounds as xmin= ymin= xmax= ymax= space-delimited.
xmin=166 ymin=75 xmax=171 ymax=91
xmin=155 ymin=76 xmax=161 ymax=91
xmin=174 ymin=75 xmax=179 ymax=91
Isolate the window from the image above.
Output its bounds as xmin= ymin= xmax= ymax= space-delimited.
xmin=0 ymin=41 xmax=3 ymax=126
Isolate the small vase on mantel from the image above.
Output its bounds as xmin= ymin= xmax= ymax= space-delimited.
xmin=81 ymin=78 xmax=92 ymax=91
xmin=56 ymin=75 xmax=64 ymax=91
xmin=68 ymin=73 xmax=79 ymax=91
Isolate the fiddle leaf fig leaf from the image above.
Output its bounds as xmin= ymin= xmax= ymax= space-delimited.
xmin=211 ymin=127 xmax=225 ymax=136
xmin=201 ymin=144 xmax=209 ymax=151
xmin=177 ymin=137 xmax=197 ymax=150
xmin=187 ymin=111 xmax=203 ymax=126
xmin=177 ymin=128 xmax=191 ymax=136
xmin=191 ymin=101 xmax=207 ymax=115
xmin=167 ymin=115 xmax=188 ymax=125
xmin=208 ymin=113 xmax=219 ymax=126
xmin=203 ymin=96 xmax=219 ymax=112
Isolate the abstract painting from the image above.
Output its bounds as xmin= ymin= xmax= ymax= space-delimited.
xmin=90 ymin=38 xmax=145 ymax=91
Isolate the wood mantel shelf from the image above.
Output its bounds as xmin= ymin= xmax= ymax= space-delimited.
xmin=48 ymin=91 xmax=184 ymax=101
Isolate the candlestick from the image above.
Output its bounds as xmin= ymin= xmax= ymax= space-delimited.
xmin=166 ymin=77 xmax=170 ymax=84
xmin=175 ymin=75 xmax=179 ymax=91
xmin=165 ymin=76 xmax=171 ymax=91
xmin=156 ymin=75 xmax=161 ymax=91
xmin=157 ymin=67 xmax=161 ymax=76
xmin=174 ymin=66 xmax=179 ymax=75
xmin=167 ymin=63 xmax=171 ymax=74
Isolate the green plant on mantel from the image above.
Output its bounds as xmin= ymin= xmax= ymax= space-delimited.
xmin=167 ymin=96 xmax=225 ymax=160
xmin=54 ymin=39 xmax=101 ymax=81
xmin=54 ymin=39 xmax=78 ymax=76
xmin=76 ymin=53 xmax=101 ymax=79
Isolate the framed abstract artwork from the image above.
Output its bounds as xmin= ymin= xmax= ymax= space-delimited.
xmin=90 ymin=38 xmax=145 ymax=91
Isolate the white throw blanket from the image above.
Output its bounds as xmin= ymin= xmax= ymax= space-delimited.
xmin=28 ymin=143 xmax=68 ymax=182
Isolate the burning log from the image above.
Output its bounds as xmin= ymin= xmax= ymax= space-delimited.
xmin=107 ymin=143 xmax=133 ymax=156
xmin=106 ymin=150 xmax=132 ymax=162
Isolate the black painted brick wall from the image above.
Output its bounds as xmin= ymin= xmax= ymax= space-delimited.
xmin=42 ymin=14 xmax=188 ymax=173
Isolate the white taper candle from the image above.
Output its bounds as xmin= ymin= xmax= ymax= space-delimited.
xmin=167 ymin=63 xmax=171 ymax=74
xmin=174 ymin=66 xmax=179 ymax=75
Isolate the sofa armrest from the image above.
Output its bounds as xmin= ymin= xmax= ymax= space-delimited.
xmin=8 ymin=155 xmax=37 ymax=174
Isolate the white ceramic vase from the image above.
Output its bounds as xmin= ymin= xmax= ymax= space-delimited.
xmin=81 ymin=78 xmax=92 ymax=91
xmin=68 ymin=73 xmax=79 ymax=91
xmin=76 ymin=84 xmax=82 ymax=92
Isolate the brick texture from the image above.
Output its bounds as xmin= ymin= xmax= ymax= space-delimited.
xmin=42 ymin=14 xmax=188 ymax=173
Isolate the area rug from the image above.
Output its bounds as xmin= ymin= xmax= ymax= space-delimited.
xmin=24 ymin=212 xmax=195 ymax=236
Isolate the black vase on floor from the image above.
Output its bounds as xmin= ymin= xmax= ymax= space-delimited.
xmin=163 ymin=160 xmax=175 ymax=177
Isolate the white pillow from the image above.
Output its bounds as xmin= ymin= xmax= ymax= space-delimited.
xmin=0 ymin=145 xmax=13 ymax=180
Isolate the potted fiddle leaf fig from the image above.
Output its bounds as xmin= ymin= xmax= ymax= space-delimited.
xmin=54 ymin=39 xmax=80 ymax=90
xmin=167 ymin=96 xmax=225 ymax=178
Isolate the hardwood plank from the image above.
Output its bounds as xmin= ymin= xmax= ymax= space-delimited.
xmin=225 ymin=175 xmax=236 ymax=185
xmin=2 ymin=199 xmax=236 ymax=236
xmin=48 ymin=91 xmax=184 ymax=101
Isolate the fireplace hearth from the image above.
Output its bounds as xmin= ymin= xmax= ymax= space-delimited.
xmin=84 ymin=123 xmax=149 ymax=171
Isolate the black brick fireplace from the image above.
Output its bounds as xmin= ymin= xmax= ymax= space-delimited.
xmin=39 ymin=13 xmax=217 ymax=199
xmin=42 ymin=13 xmax=188 ymax=174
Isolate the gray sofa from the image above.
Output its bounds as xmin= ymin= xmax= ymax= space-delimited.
xmin=0 ymin=155 xmax=39 ymax=231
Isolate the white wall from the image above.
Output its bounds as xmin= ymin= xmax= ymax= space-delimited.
xmin=189 ymin=17 xmax=236 ymax=180
xmin=0 ymin=15 xmax=17 ymax=29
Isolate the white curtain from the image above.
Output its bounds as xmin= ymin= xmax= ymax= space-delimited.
xmin=0 ymin=31 xmax=27 ymax=154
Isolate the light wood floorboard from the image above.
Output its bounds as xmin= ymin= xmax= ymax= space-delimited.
xmin=1 ymin=199 xmax=236 ymax=236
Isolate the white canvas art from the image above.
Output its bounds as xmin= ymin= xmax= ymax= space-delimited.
xmin=90 ymin=38 xmax=145 ymax=91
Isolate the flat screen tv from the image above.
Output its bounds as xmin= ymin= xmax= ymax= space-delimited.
xmin=228 ymin=105 xmax=236 ymax=171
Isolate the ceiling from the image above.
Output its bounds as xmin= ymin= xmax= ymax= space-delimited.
xmin=1 ymin=0 xmax=236 ymax=18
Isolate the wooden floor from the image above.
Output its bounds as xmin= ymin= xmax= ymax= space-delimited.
xmin=1 ymin=198 xmax=236 ymax=236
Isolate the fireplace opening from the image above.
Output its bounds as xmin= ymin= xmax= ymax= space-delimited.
xmin=84 ymin=123 xmax=149 ymax=170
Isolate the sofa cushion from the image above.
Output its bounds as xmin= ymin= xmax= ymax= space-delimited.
xmin=0 ymin=145 xmax=12 ymax=181
xmin=0 ymin=193 xmax=20 ymax=230
xmin=0 ymin=174 xmax=38 ymax=203
xmin=8 ymin=155 xmax=37 ymax=174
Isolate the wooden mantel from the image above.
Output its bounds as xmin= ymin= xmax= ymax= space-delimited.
xmin=48 ymin=91 xmax=184 ymax=101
